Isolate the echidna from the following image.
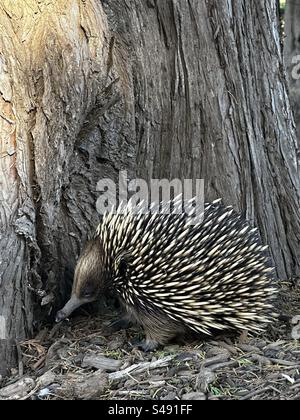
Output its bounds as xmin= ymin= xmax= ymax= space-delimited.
xmin=56 ymin=196 xmax=277 ymax=351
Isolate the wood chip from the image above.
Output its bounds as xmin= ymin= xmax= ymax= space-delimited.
xmin=109 ymin=355 xmax=176 ymax=381
xmin=0 ymin=378 xmax=35 ymax=399
xmin=82 ymin=354 xmax=123 ymax=372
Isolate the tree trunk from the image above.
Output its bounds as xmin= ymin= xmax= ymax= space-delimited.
xmin=284 ymin=0 xmax=300 ymax=147
xmin=0 ymin=0 xmax=299 ymax=375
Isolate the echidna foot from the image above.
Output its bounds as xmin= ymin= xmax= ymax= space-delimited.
xmin=108 ymin=318 xmax=132 ymax=332
xmin=136 ymin=338 xmax=161 ymax=352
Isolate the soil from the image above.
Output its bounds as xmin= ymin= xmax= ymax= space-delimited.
xmin=0 ymin=279 xmax=299 ymax=400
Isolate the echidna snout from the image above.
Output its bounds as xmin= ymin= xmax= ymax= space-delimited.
xmin=56 ymin=295 xmax=83 ymax=322
xmin=57 ymin=197 xmax=277 ymax=350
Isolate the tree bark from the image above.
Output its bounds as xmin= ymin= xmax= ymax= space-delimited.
xmin=284 ymin=0 xmax=300 ymax=148
xmin=0 ymin=0 xmax=299 ymax=374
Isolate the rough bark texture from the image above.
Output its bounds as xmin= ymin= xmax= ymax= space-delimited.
xmin=284 ymin=0 xmax=300 ymax=148
xmin=0 ymin=0 xmax=299 ymax=374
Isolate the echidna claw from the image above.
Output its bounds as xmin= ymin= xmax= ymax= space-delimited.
xmin=136 ymin=339 xmax=160 ymax=352
xmin=107 ymin=318 xmax=132 ymax=332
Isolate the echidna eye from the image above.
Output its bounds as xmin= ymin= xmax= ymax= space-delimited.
xmin=81 ymin=284 xmax=96 ymax=299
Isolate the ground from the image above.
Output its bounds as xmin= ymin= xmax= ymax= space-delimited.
xmin=0 ymin=279 xmax=299 ymax=400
